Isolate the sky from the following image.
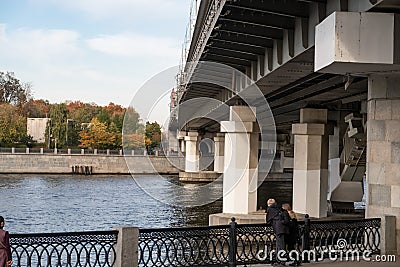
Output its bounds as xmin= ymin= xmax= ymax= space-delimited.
xmin=0 ymin=0 xmax=193 ymax=122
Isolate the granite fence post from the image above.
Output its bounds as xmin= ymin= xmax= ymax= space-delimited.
xmin=113 ymin=226 xmax=139 ymax=267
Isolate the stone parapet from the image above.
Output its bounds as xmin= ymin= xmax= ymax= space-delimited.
xmin=0 ymin=154 xmax=184 ymax=175
xmin=179 ymin=171 xmax=221 ymax=182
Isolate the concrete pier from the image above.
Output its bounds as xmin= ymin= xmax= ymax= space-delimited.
xmin=292 ymin=108 xmax=331 ymax=218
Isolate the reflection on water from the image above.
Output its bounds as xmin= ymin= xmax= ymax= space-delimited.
xmin=0 ymin=175 xmax=292 ymax=233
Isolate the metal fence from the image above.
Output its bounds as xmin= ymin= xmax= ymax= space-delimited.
xmin=138 ymin=217 xmax=381 ymax=267
xmin=307 ymin=218 xmax=381 ymax=259
xmin=10 ymin=230 xmax=118 ymax=267
xmin=8 ymin=217 xmax=381 ymax=267
xmin=139 ymin=225 xmax=231 ymax=266
xmin=0 ymin=147 xmax=180 ymax=157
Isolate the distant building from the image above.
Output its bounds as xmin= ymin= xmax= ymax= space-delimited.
xmin=27 ymin=118 xmax=49 ymax=143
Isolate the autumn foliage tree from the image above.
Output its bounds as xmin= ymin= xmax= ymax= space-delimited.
xmin=22 ymin=99 xmax=50 ymax=118
xmin=0 ymin=71 xmax=145 ymax=149
xmin=79 ymin=118 xmax=118 ymax=149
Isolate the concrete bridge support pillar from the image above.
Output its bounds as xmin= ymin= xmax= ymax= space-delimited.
xmin=213 ymin=133 xmax=225 ymax=173
xmin=220 ymin=106 xmax=258 ymax=214
xmin=184 ymin=131 xmax=199 ymax=172
xmin=366 ymin=75 xmax=400 ymax=255
xmin=292 ymin=108 xmax=330 ymax=218
xmin=313 ymin=10 xmax=400 ymax=253
xmin=177 ymin=131 xmax=186 ymax=153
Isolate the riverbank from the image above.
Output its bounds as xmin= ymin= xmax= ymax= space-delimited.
xmin=0 ymin=154 xmax=184 ymax=175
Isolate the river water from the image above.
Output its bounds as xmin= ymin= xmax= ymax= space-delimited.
xmin=0 ymin=175 xmax=295 ymax=234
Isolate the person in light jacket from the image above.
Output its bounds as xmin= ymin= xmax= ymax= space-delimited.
xmin=0 ymin=216 xmax=12 ymax=267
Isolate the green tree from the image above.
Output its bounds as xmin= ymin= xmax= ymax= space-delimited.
xmin=123 ymin=107 xmax=140 ymax=134
xmin=46 ymin=103 xmax=68 ymax=148
xmin=96 ymin=108 xmax=111 ymax=126
xmin=112 ymin=113 xmax=124 ymax=133
xmin=0 ymin=103 xmax=28 ymax=146
xmin=68 ymin=102 xmax=100 ymax=147
xmin=109 ymin=122 xmax=122 ymax=148
xmin=145 ymin=121 xmax=161 ymax=151
xmin=69 ymin=102 xmax=99 ymax=124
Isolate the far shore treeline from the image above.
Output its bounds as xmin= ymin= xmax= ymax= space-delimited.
xmin=0 ymin=71 xmax=161 ymax=151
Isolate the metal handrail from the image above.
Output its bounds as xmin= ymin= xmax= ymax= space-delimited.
xmin=138 ymin=217 xmax=381 ymax=267
xmin=10 ymin=230 xmax=118 ymax=267
xmin=8 ymin=217 xmax=381 ymax=267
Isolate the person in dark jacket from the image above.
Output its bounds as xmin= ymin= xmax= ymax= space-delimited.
xmin=282 ymin=204 xmax=300 ymax=266
xmin=0 ymin=216 xmax=12 ymax=267
xmin=266 ymin=199 xmax=290 ymax=266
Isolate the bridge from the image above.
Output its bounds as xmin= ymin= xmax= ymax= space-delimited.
xmin=171 ymin=0 xmax=400 ymax=255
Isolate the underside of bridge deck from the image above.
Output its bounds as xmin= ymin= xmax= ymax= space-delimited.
xmin=176 ymin=1 xmax=400 ymax=253
xmin=178 ymin=0 xmax=399 ymax=133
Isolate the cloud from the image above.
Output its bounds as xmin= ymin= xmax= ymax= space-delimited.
xmin=86 ymin=33 xmax=181 ymax=60
xmin=0 ymin=24 xmax=181 ymax=111
xmin=30 ymin=0 xmax=188 ymax=21
xmin=0 ymin=24 xmax=81 ymax=62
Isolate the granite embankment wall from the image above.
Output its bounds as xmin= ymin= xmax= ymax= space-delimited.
xmin=0 ymin=154 xmax=184 ymax=174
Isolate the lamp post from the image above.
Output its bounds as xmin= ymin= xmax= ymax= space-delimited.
xmin=65 ymin=119 xmax=73 ymax=147
xmin=48 ymin=120 xmax=51 ymax=149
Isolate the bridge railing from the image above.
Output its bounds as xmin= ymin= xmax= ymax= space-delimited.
xmin=9 ymin=217 xmax=381 ymax=267
xmin=138 ymin=217 xmax=381 ymax=267
xmin=10 ymin=230 xmax=118 ymax=267
xmin=0 ymin=147 xmax=180 ymax=157
xmin=178 ymin=0 xmax=226 ymax=103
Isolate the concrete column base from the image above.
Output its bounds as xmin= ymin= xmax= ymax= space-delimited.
xmin=184 ymin=132 xmax=200 ymax=172
xmin=209 ymin=211 xmax=266 ymax=226
xmin=179 ymin=171 xmax=221 ymax=183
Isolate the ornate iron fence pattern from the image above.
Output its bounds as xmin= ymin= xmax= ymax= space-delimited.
xmin=8 ymin=217 xmax=381 ymax=266
xmin=235 ymin=223 xmax=274 ymax=265
xmin=138 ymin=225 xmax=231 ymax=266
xmin=307 ymin=218 xmax=381 ymax=259
xmin=139 ymin=218 xmax=381 ymax=267
xmin=10 ymin=230 xmax=118 ymax=267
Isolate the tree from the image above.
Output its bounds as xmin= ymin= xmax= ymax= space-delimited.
xmin=68 ymin=101 xmax=99 ymax=124
xmin=123 ymin=133 xmax=145 ymax=150
xmin=96 ymin=108 xmax=111 ymax=126
xmin=21 ymin=99 xmax=50 ymax=118
xmin=0 ymin=71 xmax=31 ymax=106
xmin=79 ymin=118 xmax=117 ymax=149
xmin=123 ymin=107 xmax=141 ymax=134
xmin=67 ymin=101 xmax=100 ymax=147
xmin=109 ymin=122 xmax=122 ymax=148
xmin=106 ymin=102 xmax=125 ymax=132
xmin=46 ymin=103 xmax=68 ymax=148
xmin=0 ymin=103 xmax=29 ymax=146
xmin=145 ymin=121 xmax=162 ymax=151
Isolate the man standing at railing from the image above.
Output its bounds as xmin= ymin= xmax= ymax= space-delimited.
xmin=0 ymin=216 xmax=12 ymax=267
xmin=266 ymin=199 xmax=290 ymax=267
